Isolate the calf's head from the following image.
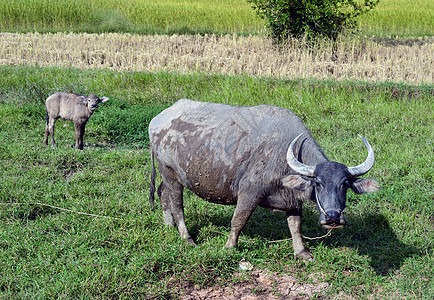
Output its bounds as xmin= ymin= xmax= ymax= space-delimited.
xmin=283 ymin=134 xmax=380 ymax=229
xmin=80 ymin=94 xmax=109 ymax=112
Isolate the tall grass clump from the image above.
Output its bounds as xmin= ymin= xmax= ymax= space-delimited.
xmin=91 ymin=100 xmax=169 ymax=147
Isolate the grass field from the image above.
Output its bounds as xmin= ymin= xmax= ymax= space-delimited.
xmin=0 ymin=0 xmax=262 ymax=35
xmin=360 ymin=0 xmax=434 ymax=36
xmin=0 ymin=0 xmax=432 ymax=36
xmin=0 ymin=66 xmax=433 ymax=298
xmin=0 ymin=0 xmax=433 ymax=298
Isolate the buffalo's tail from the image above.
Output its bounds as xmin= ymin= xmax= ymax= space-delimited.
xmin=46 ymin=110 xmax=49 ymax=125
xmin=149 ymin=149 xmax=156 ymax=208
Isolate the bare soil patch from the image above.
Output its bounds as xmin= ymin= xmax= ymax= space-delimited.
xmin=170 ymin=266 xmax=329 ymax=299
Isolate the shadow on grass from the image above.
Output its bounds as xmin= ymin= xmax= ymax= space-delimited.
xmin=7 ymin=204 xmax=59 ymax=222
xmin=185 ymin=201 xmax=420 ymax=276
xmin=321 ymin=212 xmax=421 ymax=276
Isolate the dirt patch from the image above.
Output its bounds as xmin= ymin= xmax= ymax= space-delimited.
xmin=177 ymin=266 xmax=329 ymax=299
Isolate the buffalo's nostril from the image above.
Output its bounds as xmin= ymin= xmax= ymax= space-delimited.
xmin=320 ymin=211 xmax=345 ymax=229
xmin=325 ymin=211 xmax=341 ymax=224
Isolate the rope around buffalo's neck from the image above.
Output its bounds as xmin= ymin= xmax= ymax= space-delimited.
xmin=314 ymin=187 xmax=345 ymax=217
xmin=315 ymin=188 xmax=329 ymax=217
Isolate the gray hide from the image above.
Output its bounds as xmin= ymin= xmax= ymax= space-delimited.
xmin=149 ymin=99 xmax=379 ymax=260
xmin=44 ymin=92 xmax=109 ymax=150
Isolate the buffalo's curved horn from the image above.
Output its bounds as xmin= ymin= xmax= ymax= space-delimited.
xmin=347 ymin=135 xmax=375 ymax=177
xmin=286 ymin=134 xmax=316 ymax=177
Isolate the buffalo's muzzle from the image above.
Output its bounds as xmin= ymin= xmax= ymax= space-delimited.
xmin=320 ymin=211 xmax=346 ymax=229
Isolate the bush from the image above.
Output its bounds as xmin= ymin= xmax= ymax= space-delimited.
xmin=249 ymin=0 xmax=380 ymax=41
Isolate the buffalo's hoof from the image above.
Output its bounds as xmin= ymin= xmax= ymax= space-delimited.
xmin=224 ymin=241 xmax=237 ymax=249
xmin=185 ymin=237 xmax=197 ymax=246
xmin=295 ymin=250 xmax=314 ymax=261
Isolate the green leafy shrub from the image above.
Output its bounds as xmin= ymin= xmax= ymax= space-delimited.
xmin=248 ymin=0 xmax=380 ymax=41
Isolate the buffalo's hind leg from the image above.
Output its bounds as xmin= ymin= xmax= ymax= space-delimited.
xmin=45 ymin=116 xmax=57 ymax=148
xmin=158 ymin=182 xmax=175 ymax=227
xmin=159 ymin=175 xmax=196 ymax=246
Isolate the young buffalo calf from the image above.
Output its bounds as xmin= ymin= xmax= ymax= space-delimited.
xmin=43 ymin=92 xmax=109 ymax=150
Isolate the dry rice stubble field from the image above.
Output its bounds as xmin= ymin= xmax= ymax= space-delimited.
xmin=0 ymin=32 xmax=432 ymax=85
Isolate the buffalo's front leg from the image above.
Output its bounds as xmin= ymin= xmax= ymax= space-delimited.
xmin=225 ymin=193 xmax=259 ymax=249
xmin=286 ymin=210 xmax=313 ymax=260
xmin=74 ymin=122 xmax=85 ymax=150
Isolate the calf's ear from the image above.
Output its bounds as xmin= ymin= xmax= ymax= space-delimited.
xmin=350 ymin=178 xmax=380 ymax=194
xmin=99 ymin=97 xmax=109 ymax=103
xmin=282 ymin=175 xmax=313 ymax=191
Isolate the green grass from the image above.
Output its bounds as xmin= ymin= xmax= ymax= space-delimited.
xmin=0 ymin=0 xmax=432 ymax=36
xmin=0 ymin=65 xmax=433 ymax=298
xmin=0 ymin=0 xmax=263 ymax=35
xmin=359 ymin=0 xmax=434 ymax=37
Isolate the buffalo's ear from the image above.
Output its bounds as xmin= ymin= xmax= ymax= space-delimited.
xmin=79 ymin=96 xmax=87 ymax=104
xmin=282 ymin=175 xmax=313 ymax=191
xmin=99 ymin=97 xmax=109 ymax=103
xmin=350 ymin=178 xmax=380 ymax=194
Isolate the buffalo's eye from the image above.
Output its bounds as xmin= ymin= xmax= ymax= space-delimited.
xmin=314 ymin=179 xmax=324 ymax=189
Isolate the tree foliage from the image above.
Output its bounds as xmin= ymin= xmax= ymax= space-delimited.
xmin=249 ymin=0 xmax=380 ymax=41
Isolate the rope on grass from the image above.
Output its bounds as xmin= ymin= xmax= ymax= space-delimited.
xmin=267 ymin=229 xmax=333 ymax=244
xmin=208 ymin=228 xmax=333 ymax=244
xmin=0 ymin=202 xmax=122 ymax=220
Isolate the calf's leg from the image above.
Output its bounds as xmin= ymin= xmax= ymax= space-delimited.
xmin=45 ymin=117 xmax=57 ymax=148
xmin=43 ymin=123 xmax=49 ymax=146
xmin=74 ymin=122 xmax=85 ymax=150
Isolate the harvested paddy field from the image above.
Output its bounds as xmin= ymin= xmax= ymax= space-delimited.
xmin=1 ymin=32 xmax=432 ymax=84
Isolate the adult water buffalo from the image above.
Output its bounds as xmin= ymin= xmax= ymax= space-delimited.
xmin=149 ymin=99 xmax=379 ymax=260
